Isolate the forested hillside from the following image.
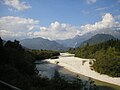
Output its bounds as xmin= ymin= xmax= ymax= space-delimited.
xmin=75 ymin=39 xmax=120 ymax=77
xmin=79 ymin=34 xmax=115 ymax=47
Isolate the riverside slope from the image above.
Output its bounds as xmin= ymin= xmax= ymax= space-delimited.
xmin=46 ymin=53 xmax=120 ymax=86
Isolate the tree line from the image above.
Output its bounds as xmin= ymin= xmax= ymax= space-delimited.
xmin=30 ymin=49 xmax=60 ymax=60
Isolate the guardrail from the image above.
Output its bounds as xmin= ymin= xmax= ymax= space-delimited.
xmin=0 ymin=80 xmax=22 ymax=90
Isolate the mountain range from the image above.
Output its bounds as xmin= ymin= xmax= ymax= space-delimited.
xmin=20 ymin=29 xmax=120 ymax=50
xmin=20 ymin=37 xmax=67 ymax=50
xmin=56 ymin=29 xmax=120 ymax=48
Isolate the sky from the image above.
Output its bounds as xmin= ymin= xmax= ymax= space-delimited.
xmin=0 ymin=0 xmax=120 ymax=40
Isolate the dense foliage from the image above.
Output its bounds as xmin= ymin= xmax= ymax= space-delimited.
xmin=0 ymin=38 xmax=37 ymax=89
xmin=0 ymin=37 xmax=86 ymax=90
xmin=31 ymin=49 xmax=60 ymax=60
xmin=75 ymin=39 xmax=120 ymax=77
xmin=68 ymin=48 xmax=76 ymax=54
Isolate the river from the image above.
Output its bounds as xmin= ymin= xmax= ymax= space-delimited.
xmin=36 ymin=53 xmax=120 ymax=90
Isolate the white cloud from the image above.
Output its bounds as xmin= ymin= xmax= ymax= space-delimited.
xmin=96 ymin=7 xmax=108 ymax=11
xmin=31 ymin=13 xmax=120 ymax=40
xmin=0 ymin=29 xmax=26 ymax=39
xmin=0 ymin=16 xmax=39 ymax=39
xmin=114 ymin=15 xmax=120 ymax=20
xmin=0 ymin=16 xmax=79 ymax=40
xmin=86 ymin=0 xmax=96 ymax=4
xmin=80 ymin=13 xmax=120 ymax=34
xmin=36 ymin=21 xmax=80 ymax=40
xmin=81 ymin=10 xmax=90 ymax=14
xmin=0 ymin=13 xmax=120 ymax=40
xmin=3 ymin=0 xmax=31 ymax=11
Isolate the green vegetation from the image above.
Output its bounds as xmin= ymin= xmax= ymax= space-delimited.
xmin=0 ymin=37 xmax=87 ymax=90
xmin=50 ymin=56 xmax=59 ymax=59
xmin=31 ymin=49 xmax=60 ymax=60
xmin=68 ymin=48 xmax=76 ymax=54
xmin=75 ymin=39 xmax=120 ymax=77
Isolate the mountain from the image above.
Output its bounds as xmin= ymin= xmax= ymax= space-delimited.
xmin=56 ymin=29 xmax=120 ymax=48
xmin=86 ymin=29 xmax=120 ymax=39
xmin=78 ymin=34 xmax=116 ymax=47
xmin=20 ymin=29 xmax=120 ymax=49
xmin=56 ymin=35 xmax=90 ymax=48
xmin=20 ymin=37 xmax=67 ymax=50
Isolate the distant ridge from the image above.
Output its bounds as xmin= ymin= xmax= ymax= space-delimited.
xmin=20 ymin=37 xmax=67 ymax=50
xmin=56 ymin=29 xmax=120 ymax=48
xmin=78 ymin=34 xmax=116 ymax=47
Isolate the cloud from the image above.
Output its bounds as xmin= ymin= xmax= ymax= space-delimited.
xmin=35 ymin=14 xmax=120 ymax=40
xmin=0 ymin=13 xmax=120 ymax=40
xmin=118 ymin=0 xmax=120 ymax=3
xmin=81 ymin=10 xmax=90 ymax=14
xmin=80 ymin=13 xmax=120 ymax=34
xmin=0 ymin=16 xmax=39 ymax=39
xmin=3 ymin=0 xmax=31 ymax=11
xmin=0 ymin=16 xmax=79 ymax=40
xmin=35 ymin=21 xmax=80 ymax=40
xmin=114 ymin=15 xmax=120 ymax=20
xmin=96 ymin=7 xmax=108 ymax=11
xmin=86 ymin=0 xmax=96 ymax=4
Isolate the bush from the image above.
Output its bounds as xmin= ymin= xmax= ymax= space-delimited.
xmin=50 ymin=56 xmax=59 ymax=59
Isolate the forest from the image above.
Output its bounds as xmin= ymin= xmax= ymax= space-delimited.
xmin=31 ymin=49 xmax=60 ymax=60
xmin=74 ymin=39 xmax=120 ymax=77
xmin=0 ymin=37 xmax=87 ymax=90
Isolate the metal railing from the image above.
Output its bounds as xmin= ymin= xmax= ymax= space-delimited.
xmin=0 ymin=80 xmax=22 ymax=90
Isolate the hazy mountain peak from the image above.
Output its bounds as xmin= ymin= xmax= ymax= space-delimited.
xmin=78 ymin=34 xmax=116 ymax=47
xmin=20 ymin=37 xmax=67 ymax=50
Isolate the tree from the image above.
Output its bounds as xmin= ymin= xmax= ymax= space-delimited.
xmin=0 ymin=37 xmax=3 ymax=47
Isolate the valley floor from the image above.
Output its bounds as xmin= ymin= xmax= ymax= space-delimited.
xmin=46 ymin=53 xmax=120 ymax=86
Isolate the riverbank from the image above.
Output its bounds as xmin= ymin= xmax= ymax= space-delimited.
xmin=46 ymin=53 xmax=120 ymax=86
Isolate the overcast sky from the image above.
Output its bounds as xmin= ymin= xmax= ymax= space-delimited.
xmin=0 ymin=0 xmax=120 ymax=40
